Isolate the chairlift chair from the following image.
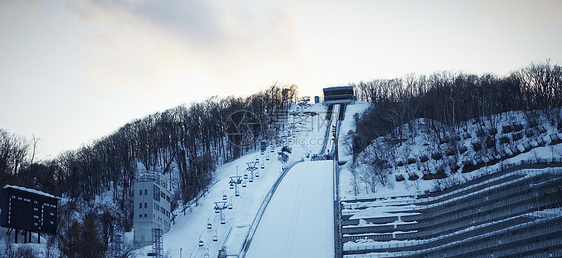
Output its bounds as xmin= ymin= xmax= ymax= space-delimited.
xmin=222 ymin=194 xmax=227 ymax=200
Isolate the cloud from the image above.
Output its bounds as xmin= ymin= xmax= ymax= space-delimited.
xmin=66 ymin=0 xmax=304 ymax=101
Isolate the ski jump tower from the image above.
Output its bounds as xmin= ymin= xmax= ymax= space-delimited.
xmin=323 ymin=86 xmax=356 ymax=105
xmin=133 ymin=173 xmax=172 ymax=248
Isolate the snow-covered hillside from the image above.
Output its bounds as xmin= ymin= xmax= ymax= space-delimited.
xmin=246 ymin=161 xmax=334 ymax=258
xmin=340 ymin=109 xmax=562 ymax=200
xmin=130 ymin=102 xmax=369 ymax=257
xmin=337 ymin=108 xmax=562 ymax=257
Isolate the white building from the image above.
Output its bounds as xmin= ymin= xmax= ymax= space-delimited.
xmin=133 ymin=173 xmax=172 ymax=248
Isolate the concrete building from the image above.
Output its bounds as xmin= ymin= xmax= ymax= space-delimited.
xmin=133 ymin=173 xmax=172 ymax=248
xmin=323 ymin=86 xmax=356 ymax=105
xmin=341 ymin=163 xmax=562 ymax=257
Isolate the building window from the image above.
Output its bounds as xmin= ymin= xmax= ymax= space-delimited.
xmin=154 ymin=203 xmax=160 ymax=211
xmin=153 ymin=185 xmax=161 ymax=201
xmin=144 ymin=214 xmax=147 ymax=217
xmin=139 ymin=189 xmax=142 ymax=196
xmin=139 ymin=203 xmax=142 ymax=209
xmin=139 ymin=214 xmax=142 ymax=218
xmin=144 ymin=202 xmax=147 ymax=208
xmin=144 ymin=189 xmax=147 ymax=195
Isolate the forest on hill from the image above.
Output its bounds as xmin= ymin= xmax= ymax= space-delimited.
xmin=351 ymin=60 xmax=562 ymax=159
xmin=0 ymin=84 xmax=296 ymax=256
xmin=1 ymin=60 xmax=561 ymax=257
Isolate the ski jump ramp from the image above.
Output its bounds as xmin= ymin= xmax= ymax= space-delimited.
xmin=245 ymin=160 xmax=335 ymax=258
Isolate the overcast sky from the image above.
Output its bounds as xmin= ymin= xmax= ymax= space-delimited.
xmin=1 ymin=0 xmax=561 ymax=160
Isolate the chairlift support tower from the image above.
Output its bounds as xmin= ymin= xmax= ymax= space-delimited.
xmin=229 ymin=175 xmax=243 ymax=197
xmin=151 ymin=227 xmax=163 ymax=258
xmin=214 ymin=201 xmax=228 ymax=224
xmin=246 ymin=161 xmax=258 ymax=182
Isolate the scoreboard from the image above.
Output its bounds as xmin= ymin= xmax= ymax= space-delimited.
xmin=1 ymin=185 xmax=58 ymax=234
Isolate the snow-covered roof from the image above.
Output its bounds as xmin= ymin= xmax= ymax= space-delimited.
xmin=3 ymin=184 xmax=58 ymax=199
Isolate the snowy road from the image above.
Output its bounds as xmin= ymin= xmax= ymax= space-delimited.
xmin=246 ymin=160 xmax=335 ymax=258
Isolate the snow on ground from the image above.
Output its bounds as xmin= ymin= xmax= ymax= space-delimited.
xmin=336 ymin=108 xmax=562 ymax=253
xmin=245 ymin=160 xmax=335 ymax=258
xmin=286 ymin=103 xmax=329 ymax=158
xmin=132 ymin=102 xmax=336 ymax=258
xmin=339 ymin=109 xmax=562 ymax=202
xmin=338 ymin=102 xmax=371 ymax=162
xmin=131 ymin=147 xmax=285 ymax=257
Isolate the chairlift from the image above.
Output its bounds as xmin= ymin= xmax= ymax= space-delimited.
xmin=255 ymin=172 xmax=260 ymax=177
xmin=222 ymin=194 xmax=227 ymax=200
xmin=244 ymin=174 xmax=248 ymax=180
xmin=198 ymin=239 xmax=204 ymax=246
xmin=207 ymin=223 xmax=212 ymax=229
xmin=221 ymin=219 xmax=226 ymax=224
xmin=261 ymin=164 xmax=265 ymax=169
xmin=249 ymin=177 xmax=253 ymax=182
xmin=242 ymin=181 xmax=247 ymax=187
xmin=229 ymin=183 xmax=234 ymax=189
xmin=228 ymin=202 xmax=233 ymax=209
xmin=212 ymin=232 xmax=218 ymax=242
xmin=266 ymin=156 xmax=270 ymax=161
xmin=215 ymin=208 xmax=219 ymax=213
xmin=235 ymin=191 xmax=240 ymax=197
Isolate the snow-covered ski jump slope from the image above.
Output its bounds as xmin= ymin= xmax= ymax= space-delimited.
xmin=132 ymin=102 xmax=372 ymax=257
xmin=245 ymin=160 xmax=335 ymax=258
